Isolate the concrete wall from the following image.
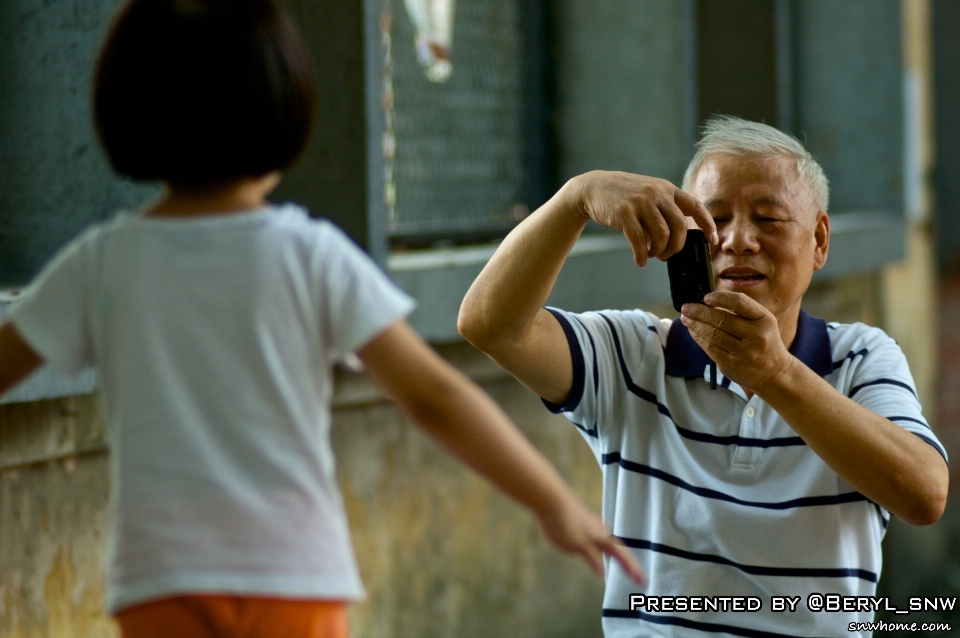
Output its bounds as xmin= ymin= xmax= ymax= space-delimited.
xmin=0 ymin=0 xmax=156 ymax=287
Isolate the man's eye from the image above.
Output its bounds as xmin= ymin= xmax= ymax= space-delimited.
xmin=712 ymin=218 xmax=729 ymax=224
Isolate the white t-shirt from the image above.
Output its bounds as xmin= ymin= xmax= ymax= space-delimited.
xmin=8 ymin=204 xmax=415 ymax=613
xmin=544 ymin=307 xmax=946 ymax=638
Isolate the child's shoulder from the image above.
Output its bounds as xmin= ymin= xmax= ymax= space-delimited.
xmin=83 ymin=204 xmax=359 ymax=266
xmin=260 ymin=203 xmax=345 ymax=240
xmin=265 ymin=205 xmax=365 ymax=261
xmin=99 ymin=203 xmax=338 ymax=240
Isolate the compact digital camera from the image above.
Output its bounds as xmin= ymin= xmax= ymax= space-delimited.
xmin=667 ymin=228 xmax=718 ymax=389
xmin=667 ymin=229 xmax=715 ymax=312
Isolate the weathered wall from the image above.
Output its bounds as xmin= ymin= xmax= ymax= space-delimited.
xmin=1 ymin=450 xmax=112 ymax=638
xmin=0 ymin=0 xmax=156 ymax=287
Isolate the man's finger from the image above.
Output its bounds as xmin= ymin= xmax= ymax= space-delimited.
xmin=636 ymin=198 xmax=670 ymax=260
xmin=674 ymin=188 xmax=718 ymax=245
xmin=682 ymin=314 xmax=741 ymax=353
xmin=621 ymin=209 xmax=650 ymax=267
xmin=704 ymin=291 xmax=767 ymax=321
xmin=683 ymin=303 xmax=747 ymax=339
xmin=658 ymin=196 xmax=689 ymax=260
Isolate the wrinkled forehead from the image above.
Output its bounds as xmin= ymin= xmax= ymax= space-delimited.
xmin=689 ymin=153 xmax=818 ymax=213
xmin=690 ymin=154 xmax=796 ymax=195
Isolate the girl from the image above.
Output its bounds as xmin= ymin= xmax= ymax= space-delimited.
xmin=0 ymin=1 xmax=642 ymax=636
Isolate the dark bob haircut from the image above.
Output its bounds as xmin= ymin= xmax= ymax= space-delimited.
xmin=94 ymin=0 xmax=316 ymax=185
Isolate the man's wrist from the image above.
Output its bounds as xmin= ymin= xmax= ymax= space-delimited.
xmin=557 ymin=173 xmax=592 ymax=224
xmin=753 ymin=352 xmax=802 ymax=402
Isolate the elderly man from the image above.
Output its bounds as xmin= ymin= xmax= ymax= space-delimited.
xmin=458 ymin=117 xmax=948 ymax=637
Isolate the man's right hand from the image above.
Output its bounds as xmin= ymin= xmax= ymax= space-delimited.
xmin=459 ymin=170 xmax=714 ymax=406
xmin=569 ymin=171 xmax=717 ymax=267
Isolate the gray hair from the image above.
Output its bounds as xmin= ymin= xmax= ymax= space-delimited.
xmin=681 ymin=116 xmax=829 ymax=213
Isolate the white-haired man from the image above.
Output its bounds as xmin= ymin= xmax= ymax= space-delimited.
xmin=458 ymin=117 xmax=948 ymax=637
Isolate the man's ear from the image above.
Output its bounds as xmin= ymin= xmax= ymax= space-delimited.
xmin=812 ymin=211 xmax=830 ymax=271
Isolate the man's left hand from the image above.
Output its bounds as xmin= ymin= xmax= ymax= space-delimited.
xmin=680 ymin=291 xmax=793 ymax=393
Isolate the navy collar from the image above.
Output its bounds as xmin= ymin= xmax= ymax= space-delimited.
xmin=664 ymin=309 xmax=833 ymax=378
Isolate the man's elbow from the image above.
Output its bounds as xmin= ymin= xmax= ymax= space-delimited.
xmin=900 ymin=479 xmax=948 ymax=526
xmin=902 ymin=501 xmax=946 ymax=527
xmin=456 ymin=309 xmax=478 ymax=345
xmin=457 ymin=306 xmax=494 ymax=352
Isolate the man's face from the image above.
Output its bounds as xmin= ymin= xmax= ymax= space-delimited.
xmin=688 ymin=154 xmax=829 ymax=326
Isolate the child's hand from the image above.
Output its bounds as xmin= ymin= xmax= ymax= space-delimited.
xmin=535 ymin=496 xmax=646 ymax=586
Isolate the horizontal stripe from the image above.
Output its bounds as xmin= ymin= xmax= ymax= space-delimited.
xmin=598 ymin=314 xmax=807 ymax=448
xmin=618 ymin=536 xmax=877 ymax=583
xmin=849 ymin=378 xmax=917 ymax=399
xmin=602 ymin=452 xmax=868 ymax=510
xmin=602 ymin=608 xmax=806 ymax=638
xmin=887 ymin=415 xmax=931 ymax=430
xmin=832 ymin=348 xmax=870 ymax=370
xmin=673 ymin=425 xmax=805 ymax=448
xmin=572 ymin=421 xmax=599 ymax=439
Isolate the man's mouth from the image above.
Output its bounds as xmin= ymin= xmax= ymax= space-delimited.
xmin=718 ymin=268 xmax=766 ymax=286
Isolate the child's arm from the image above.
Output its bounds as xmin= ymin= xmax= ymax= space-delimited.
xmin=0 ymin=322 xmax=44 ymax=396
xmin=357 ymin=318 xmax=645 ymax=583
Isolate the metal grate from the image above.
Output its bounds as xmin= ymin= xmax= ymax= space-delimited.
xmin=386 ymin=0 xmax=535 ymax=244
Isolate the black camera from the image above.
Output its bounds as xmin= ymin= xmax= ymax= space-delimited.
xmin=667 ymin=229 xmax=715 ymax=312
xmin=667 ymin=228 xmax=718 ymax=389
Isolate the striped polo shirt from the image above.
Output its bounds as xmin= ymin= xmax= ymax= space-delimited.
xmin=544 ymin=307 xmax=947 ymax=638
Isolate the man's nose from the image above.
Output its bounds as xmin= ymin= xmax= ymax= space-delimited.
xmin=720 ymin=216 xmax=760 ymax=254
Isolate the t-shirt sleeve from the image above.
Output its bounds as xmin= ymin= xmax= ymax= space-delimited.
xmin=542 ymin=307 xmax=663 ymax=444
xmin=5 ymin=228 xmax=98 ymax=378
xmin=844 ymin=330 xmax=947 ymax=463
xmin=318 ymin=223 xmax=415 ymax=359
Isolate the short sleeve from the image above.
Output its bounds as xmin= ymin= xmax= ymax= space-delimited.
xmin=6 ymin=227 xmax=99 ymax=377
xmin=317 ymin=223 xmax=415 ymax=358
xmin=844 ymin=331 xmax=947 ymax=463
xmin=543 ymin=307 xmax=665 ymax=444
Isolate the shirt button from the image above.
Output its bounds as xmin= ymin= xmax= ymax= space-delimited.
xmin=746 ymin=407 xmax=756 ymax=418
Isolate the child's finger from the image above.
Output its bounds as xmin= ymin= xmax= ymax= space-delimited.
xmin=580 ymin=542 xmax=605 ymax=577
xmin=599 ymin=536 xmax=646 ymax=585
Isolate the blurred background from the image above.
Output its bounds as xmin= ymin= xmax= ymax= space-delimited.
xmin=1 ymin=0 xmax=959 ymax=636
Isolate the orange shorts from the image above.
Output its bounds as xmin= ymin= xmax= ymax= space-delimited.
xmin=115 ymin=595 xmax=350 ymax=638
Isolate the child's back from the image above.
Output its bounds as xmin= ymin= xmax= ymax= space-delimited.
xmin=14 ymin=204 xmax=409 ymax=611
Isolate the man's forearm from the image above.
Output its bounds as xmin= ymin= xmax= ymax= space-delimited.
xmin=760 ymin=359 xmax=948 ymax=526
xmin=680 ymin=293 xmax=948 ymax=526
xmin=458 ymin=178 xmax=588 ymax=347
xmin=460 ymin=171 xmax=714 ymax=404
